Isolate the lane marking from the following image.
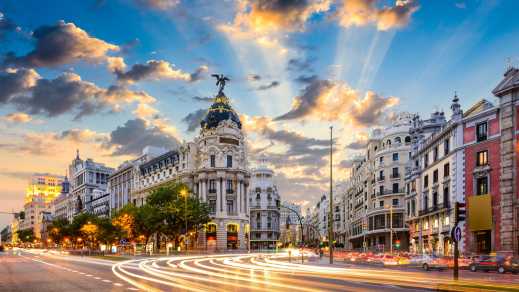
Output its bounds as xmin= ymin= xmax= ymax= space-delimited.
xmin=102 ymin=279 xmax=112 ymax=283
xmin=114 ymin=283 xmax=123 ymax=286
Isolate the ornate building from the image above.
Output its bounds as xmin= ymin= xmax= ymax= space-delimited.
xmin=133 ymin=85 xmax=250 ymax=251
xmin=249 ymin=155 xmax=281 ymax=250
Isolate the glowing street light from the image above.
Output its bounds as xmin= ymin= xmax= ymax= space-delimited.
xmin=180 ymin=188 xmax=189 ymax=251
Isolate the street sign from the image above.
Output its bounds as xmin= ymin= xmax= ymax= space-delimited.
xmin=451 ymin=226 xmax=462 ymax=243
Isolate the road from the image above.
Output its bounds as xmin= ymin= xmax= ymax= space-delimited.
xmin=1 ymin=250 xmax=518 ymax=291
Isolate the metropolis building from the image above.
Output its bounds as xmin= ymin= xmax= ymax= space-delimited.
xmin=133 ymin=87 xmax=250 ymax=251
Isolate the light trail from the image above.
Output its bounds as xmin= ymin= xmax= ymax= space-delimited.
xmin=108 ymin=253 xmax=519 ymax=292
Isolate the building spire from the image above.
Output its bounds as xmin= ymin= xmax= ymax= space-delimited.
xmin=451 ymin=91 xmax=462 ymax=120
xmin=76 ymin=149 xmax=80 ymax=159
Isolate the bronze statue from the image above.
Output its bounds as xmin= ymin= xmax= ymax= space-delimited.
xmin=211 ymin=74 xmax=230 ymax=94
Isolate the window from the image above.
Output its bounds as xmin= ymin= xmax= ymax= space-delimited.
xmin=433 ymin=192 xmax=438 ymax=206
xmin=443 ymin=187 xmax=449 ymax=206
xmin=476 ymin=122 xmax=488 ymax=142
xmin=209 ymin=200 xmax=216 ymax=214
xmin=379 ymin=170 xmax=384 ymax=180
xmin=405 ymin=136 xmax=411 ymax=143
xmin=433 ymin=169 xmax=438 ymax=183
xmin=433 ymin=146 xmax=438 ymax=161
xmin=477 ymin=150 xmax=488 ymax=166
xmin=444 ymin=139 xmax=450 ymax=155
xmin=424 ymin=153 xmax=429 ymax=168
xmin=210 ymin=155 xmax=216 ymax=167
xmin=395 ymin=137 xmax=401 ymax=144
xmin=209 ymin=179 xmax=216 ymax=193
xmin=444 ymin=163 xmax=450 ymax=177
xmin=392 ymin=183 xmax=399 ymax=193
xmin=226 ymin=179 xmax=234 ymax=193
xmin=392 ymin=198 xmax=399 ymax=206
xmin=379 ymin=186 xmax=384 ymax=195
xmin=227 ymin=200 xmax=234 ymax=214
xmin=392 ymin=167 xmax=399 ymax=178
xmin=379 ymin=156 xmax=384 ymax=163
xmin=476 ymin=176 xmax=488 ymax=195
xmin=226 ymin=155 xmax=233 ymax=168
xmin=393 ymin=153 xmax=399 ymax=161
xmin=424 ymin=175 xmax=429 ymax=188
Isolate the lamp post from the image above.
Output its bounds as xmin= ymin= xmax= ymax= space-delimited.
xmin=180 ymin=188 xmax=188 ymax=252
xmin=329 ymin=126 xmax=334 ymax=264
xmin=280 ymin=205 xmax=305 ymax=264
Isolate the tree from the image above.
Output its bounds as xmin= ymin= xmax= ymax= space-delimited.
xmin=134 ymin=204 xmax=163 ymax=246
xmin=48 ymin=218 xmax=70 ymax=245
xmin=112 ymin=204 xmax=139 ymax=242
xmin=17 ymin=228 xmax=35 ymax=243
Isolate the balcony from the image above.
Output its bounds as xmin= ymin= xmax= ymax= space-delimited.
xmin=208 ymin=189 xmax=216 ymax=194
xmin=377 ymin=176 xmax=385 ymax=182
xmin=390 ymin=173 xmax=400 ymax=179
xmin=418 ymin=203 xmax=449 ymax=216
xmin=226 ymin=189 xmax=234 ymax=194
xmin=376 ymin=188 xmax=406 ymax=196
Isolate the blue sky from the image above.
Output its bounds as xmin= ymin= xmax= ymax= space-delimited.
xmin=1 ymin=0 xmax=518 ymax=226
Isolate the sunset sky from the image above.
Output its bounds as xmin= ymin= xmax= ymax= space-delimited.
xmin=1 ymin=0 xmax=519 ymax=227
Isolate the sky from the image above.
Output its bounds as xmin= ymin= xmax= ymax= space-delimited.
xmin=1 ymin=0 xmax=519 ymax=228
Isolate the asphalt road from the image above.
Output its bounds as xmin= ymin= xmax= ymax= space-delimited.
xmin=1 ymin=250 xmax=518 ymax=292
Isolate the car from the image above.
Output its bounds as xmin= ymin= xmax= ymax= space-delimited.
xmin=414 ymin=255 xmax=448 ymax=271
xmin=468 ymin=255 xmax=515 ymax=274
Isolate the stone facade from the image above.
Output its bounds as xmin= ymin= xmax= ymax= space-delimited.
xmin=249 ymin=156 xmax=281 ymax=250
xmin=133 ymin=92 xmax=250 ymax=251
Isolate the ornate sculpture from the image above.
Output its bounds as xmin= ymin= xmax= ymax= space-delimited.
xmin=211 ymin=74 xmax=230 ymax=94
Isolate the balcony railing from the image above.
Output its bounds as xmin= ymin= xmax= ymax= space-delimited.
xmin=226 ymin=189 xmax=234 ymax=194
xmin=377 ymin=176 xmax=385 ymax=182
xmin=376 ymin=188 xmax=406 ymax=196
xmin=208 ymin=189 xmax=216 ymax=194
xmin=390 ymin=173 xmax=400 ymax=179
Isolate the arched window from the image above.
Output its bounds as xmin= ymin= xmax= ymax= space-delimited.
xmin=405 ymin=136 xmax=411 ymax=143
xmin=395 ymin=137 xmax=401 ymax=144
xmin=387 ymin=140 xmax=392 ymax=146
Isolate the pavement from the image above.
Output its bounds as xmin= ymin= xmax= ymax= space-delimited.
xmin=1 ymin=249 xmax=518 ymax=292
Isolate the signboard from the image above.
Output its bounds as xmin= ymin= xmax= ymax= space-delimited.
xmin=451 ymin=226 xmax=462 ymax=243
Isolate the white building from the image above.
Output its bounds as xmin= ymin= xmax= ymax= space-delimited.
xmin=279 ymin=201 xmax=302 ymax=246
xmin=52 ymin=175 xmax=75 ymax=222
xmin=249 ymin=155 xmax=281 ymax=250
xmin=69 ymin=151 xmax=113 ymax=215
xmin=406 ymin=96 xmax=465 ymax=255
xmin=133 ymin=89 xmax=250 ymax=251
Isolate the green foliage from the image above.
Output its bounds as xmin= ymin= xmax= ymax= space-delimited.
xmin=43 ymin=182 xmax=212 ymax=249
xmin=17 ymin=228 xmax=35 ymax=243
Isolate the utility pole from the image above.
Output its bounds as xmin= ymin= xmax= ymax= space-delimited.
xmin=329 ymin=126 xmax=334 ymax=264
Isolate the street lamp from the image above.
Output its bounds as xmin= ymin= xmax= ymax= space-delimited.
xmin=180 ymin=188 xmax=188 ymax=251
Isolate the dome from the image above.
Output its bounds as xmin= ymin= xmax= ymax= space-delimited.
xmin=200 ymin=92 xmax=242 ymax=130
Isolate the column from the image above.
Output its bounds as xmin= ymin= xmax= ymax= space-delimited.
xmin=216 ymin=178 xmax=222 ymax=215
xmin=202 ymin=180 xmax=207 ymax=202
xmin=236 ymin=179 xmax=241 ymax=215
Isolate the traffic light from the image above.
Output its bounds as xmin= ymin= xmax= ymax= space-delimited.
xmin=455 ymin=202 xmax=466 ymax=225
xmin=395 ymin=240 xmax=401 ymax=249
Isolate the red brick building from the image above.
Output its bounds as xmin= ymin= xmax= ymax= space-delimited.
xmin=492 ymin=67 xmax=519 ymax=256
xmin=463 ymin=100 xmax=501 ymax=254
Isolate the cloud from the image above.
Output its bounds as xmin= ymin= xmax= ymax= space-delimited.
xmin=189 ymin=65 xmax=209 ymax=82
xmin=349 ymin=91 xmax=399 ymax=126
xmin=0 ymin=68 xmax=40 ymax=103
xmin=114 ymin=60 xmax=207 ymax=84
xmin=59 ymin=128 xmax=108 ymax=143
xmin=338 ymin=159 xmax=355 ymax=169
xmin=132 ymin=103 xmax=159 ymax=119
xmin=345 ymin=133 xmax=368 ymax=150
xmin=4 ymin=21 xmax=119 ymax=67
xmin=294 ymin=74 xmax=318 ymax=84
xmin=0 ymin=69 xmax=156 ymax=120
xmin=105 ymin=118 xmax=179 ymax=156
xmin=134 ymin=0 xmax=179 ymax=10
xmin=274 ymin=77 xmax=399 ymax=127
xmin=256 ymin=81 xmax=280 ymax=91
xmin=455 ymin=2 xmax=466 ymax=9
xmin=182 ymin=109 xmax=207 ymax=132
xmin=248 ymin=74 xmax=262 ymax=81
xmin=287 ymin=56 xmax=316 ymax=72
xmin=0 ymin=11 xmax=18 ymax=40
xmin=192 ymin=96 xmax=214 ymax=103
xmin=229 ymin=0 xmax=332 ymax=33
xmin=336 ymin=0 xmax=420 ymax=31
xmin=1 ymin=112 xmax=32 ymax=123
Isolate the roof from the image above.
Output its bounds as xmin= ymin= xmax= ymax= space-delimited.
xmin=200 ymin=92 xmax=242 ymax=130
xmin=463 ymin=99 xmax=495 ymax=119
xmin=492 ymin=67 xmax=519 ymax=97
